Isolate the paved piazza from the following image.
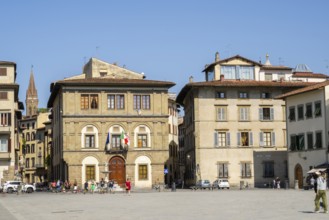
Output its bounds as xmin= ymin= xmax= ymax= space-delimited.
xmin=0 ymin=189 xmax=328 ymax=220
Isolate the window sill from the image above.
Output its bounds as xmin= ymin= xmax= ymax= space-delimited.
xmin=81 ymin=148 xmax=99 ymax=151
xmin=134 ymin=147 xmax=151 ymax=150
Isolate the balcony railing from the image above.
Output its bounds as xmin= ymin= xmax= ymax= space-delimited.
xmin=35 ymin=163 xmax=44 ymax=168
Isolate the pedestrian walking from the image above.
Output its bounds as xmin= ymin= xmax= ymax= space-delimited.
xmin=125 ymin=178 xmax=131 ymax=195
xmin=314 ymin=171 xmax=328 ymax=213
xmin=273 ymin=179 xmax=276 ymax=189
xmin=108 ymin=180 xmax=114 ymax=194
xmin=91 ymin=181 xmax=95 ymax=194
xmin=100 ymin=178 xmax=105 ymax=194
xmin=84 ymin=181 xmax=89 ymax=194
xmin=276 ymin=177 xmax=281 ymax=189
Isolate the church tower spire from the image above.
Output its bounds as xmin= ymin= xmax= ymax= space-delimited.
xmin=26 ymin=66 xmax=38 ymax=116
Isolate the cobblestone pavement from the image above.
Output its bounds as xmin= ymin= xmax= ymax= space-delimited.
xmin=0 ymin=189 xmax=328 ymax=220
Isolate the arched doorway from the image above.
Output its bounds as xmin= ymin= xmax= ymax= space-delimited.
xmin=294 ymin=164 xmax=303 ymax=189
xmin=109 ymin=156 xmax=125 ymax=186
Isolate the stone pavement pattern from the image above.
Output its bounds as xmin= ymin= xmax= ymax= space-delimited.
xmin=0 ymin=189 xmax=328 ymax=220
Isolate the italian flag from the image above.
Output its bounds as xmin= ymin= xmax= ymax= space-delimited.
xmin=121 ymin=131 xmax=130 ymax=146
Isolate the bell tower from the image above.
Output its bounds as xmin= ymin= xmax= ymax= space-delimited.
xmin=26 ymin=66 xmax=38 ymax=116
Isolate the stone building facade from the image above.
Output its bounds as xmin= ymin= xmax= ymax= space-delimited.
xmin=0 ymin=61 xmax=23 ymax=184
xmin=47 ymin=58 xmax=175 ymax=189
xmin=176 ymin=53 xmax=325 ymax=187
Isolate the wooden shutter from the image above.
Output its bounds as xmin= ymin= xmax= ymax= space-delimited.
xmin=237 ymin=132 xmax=241 ymax=146
xmin=271 ymin=132 xmax=276 ymax=146
xmin=8 ymin=138 xmax=11 ymax=153
xmin=259 ymin=108 xmax=263 ymax=120
xmin=249 ymin=132 xmax=253 ymax=146
xmin=270 ymin=108 xmax=274 ymax=121
xmin=214 ymin=132 xmax=218 ymax=147
xmin=226 ymin=132 xmax=230 ymax=146
xmin=259 ymin=132 xmax=264 ymax=147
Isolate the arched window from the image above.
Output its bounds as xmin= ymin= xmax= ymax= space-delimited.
xmin=26 ymin=133 xmax=30 ymax=141
xmin=31 ymin=132 xmax=35 ymax=141
xmin=26 ymin=145 xmax=30 ymax=154
xmin=81 ymin=125 xmax=99 ymax=149
xmin=134 ymin=125 xmax=151 ymax=148
xmin=106 ymin=125 xmax=127 ymax=151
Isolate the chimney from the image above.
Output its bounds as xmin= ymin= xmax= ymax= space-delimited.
xmin=215 ymin=52 xmax=220 ymax=62
xmin=189 ymin=76 xmax=194 ymax=82
xmin=220 ymin=74 xmax=224 ymax=81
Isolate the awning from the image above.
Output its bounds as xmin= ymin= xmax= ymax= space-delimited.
xmin=307 ymin=168 xmax=326 ymax=174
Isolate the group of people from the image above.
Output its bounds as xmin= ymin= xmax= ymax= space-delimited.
xmin=272 ymin=177 xmax=281 ymax=189
xmin=50 ymin=179 xmax=78 ymax=193
xmin=50 ymin=178 xmax=131 ymax=194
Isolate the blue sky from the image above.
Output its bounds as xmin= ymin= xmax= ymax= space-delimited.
xmin=1 ymin=0 xmax=329 ymax=110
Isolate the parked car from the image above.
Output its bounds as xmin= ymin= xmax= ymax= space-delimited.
xmin=3 ymin=181 xmax=36 ymax=193
xmin=195 ymin=180 xmax=212 ymax=189
xmin=213 ymin=179 xmax=230 ymax=189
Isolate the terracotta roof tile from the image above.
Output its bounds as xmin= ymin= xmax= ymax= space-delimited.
xmin=176 ymin=79 xmax=314 ymax=104
xmin=276 ymin=80 xmax=329 ymax=99
xmin=292 ymin=72 xmax=328 ymax=78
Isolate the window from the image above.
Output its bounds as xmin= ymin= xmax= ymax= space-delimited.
xmin=82 ymin=125 xmax=99 ymax=149
xmin=0 ymin=92 xmax=8 ymax=100
xmin=297 ymin=134 xmax=305 ymax=150
xmin=216 ymin=92 xmax=226 ymax=99
xmin=85 ymin=135 xmax=95 ymax=148
xmin=134 ymin=95 xmax=150 ymax=110
xmin=217 ymin=106 xmax=227 ymax=121
xmin=107 ymin=94 xmax=125 ymax=109
xmin=315 ymin=131 xmax=322 ymax=149
xmin=305 ymin=103 xmax=312 ymax=118
xmin=26 ymin=133 xmax=30 ymax=141
xmin=221 ymin=66 xmax=236 ymax=79
xmin=31 ymin=144 xmax=35 ymax=153
xmin=86 ymin=165 xmax=95 ymax=181
xmin=0 ymin=68 xmax=7 ymax=76
xmin=239 ymin=66 xmax=254 ymax=80
xmin=260 ymin=132 xmax=275 ymax=147
xmin=214 ymin=132 xmax=230 ymax=147
xmin=290 ymin=134 xmax=305 ymax=151
xmin=31 ymin=132 xmax=35 ymax=141
xmin=314 ymin=101 xmax=321 ymax=117
xmin=81 ymin=94 xmax=89 ymax=109
xmin=297 ymin=105 xmax=304 ymax=120
xmin=111 ymin=134 xmax=122 ymax=149
xmin=239 ymin=107 xmax=250 ymax=121
xmin=264 ymin=161 xmax=274 ymax=178
xmin=259 ymin=107 xmax=273 ymax=121
xmin=239 ymin=92 xmax=248 ymax=99
xmin=0 ymin=136 xmax=9 ymax=152
xmin=221 ymin=66 xmax=254 ymax=80
xmin=81 ymin=94 xmax=99 ymax=110
xmin=241 ymin=163 xmax=251 ymax=178
xmin=307 ymin=133 xmax=313 ymax=150
xmin=26 ymin=158 xmax=30 ymax=168
xmin=138 ymin=164 xmax=148 ymax=180
xmin=0 ymin=112 xmax=11 ymax=126
xmin=137 ymin=134 xmax=148 ymax=148
xmin=217 ymin=163 xmax=229 ymax=178
xmin=289 ymin=107 xmax=296 ymax=121
xmin=31 ymin=158 xmax=35 ymax=167
xmin=134 ymin=125 xmax=150 ymax=148
xmin=90 ymin=95 xmax=98 ymax=109
xmin=238 ymin=132 xmax=253 ymax=146
xmin=265 ymin=73 xmax=272 ymax=81
xmin=261 ymin=92 xmax=271 ymax=99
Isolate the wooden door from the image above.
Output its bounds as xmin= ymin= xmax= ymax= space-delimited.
xmin=109 ymin=157 xmax=125 ymax=186
xmin=295 ymin=164 xmax=303 ymax=189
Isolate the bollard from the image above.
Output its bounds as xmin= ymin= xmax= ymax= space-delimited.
xmin=294 ymin=180 xmax=299 ymax=190
xmin=171 ymin=182 xmax=176 ymax=192
xmin=240 ymin=181 xmax=244 ymax=190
